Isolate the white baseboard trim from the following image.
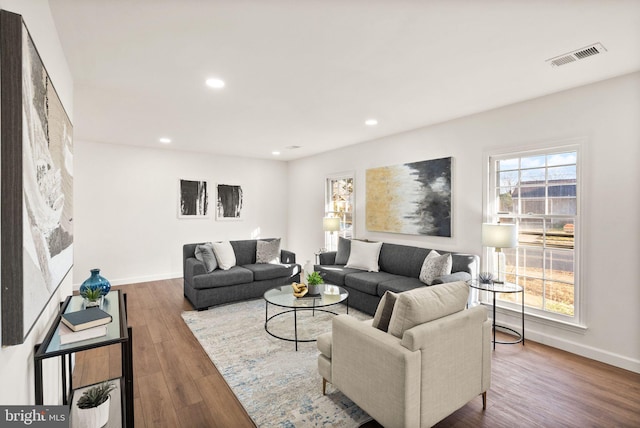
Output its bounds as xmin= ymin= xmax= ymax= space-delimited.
xmin=74 ymin=272 xmax=182 ymax=289
xmin=489 ymin=308 xmax=640 ymax=374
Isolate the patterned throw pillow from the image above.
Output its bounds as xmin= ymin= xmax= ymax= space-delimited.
xmin=256 ymin=239 xmax=281 ymax=264
xmin=195 ymin=242 xmax=218 ymax=272
xmin=372 ymin=291 xmax=398 ymax=332
xmin=419 ymin=250 xmax=453 ymax=285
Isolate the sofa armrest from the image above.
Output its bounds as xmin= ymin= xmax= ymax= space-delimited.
xmin=184 ymin=257 xmax=206 ymax=284
xmin=280 ymin=249 xmax=296 ymax=264
xmin=318 ymin=251 xmax=336 ymax=265
xmin=451 ymin=253 xmax=480 ymax=280
xmin=332 ymin=315 xmax=421 ymax=428
xmin=431 ymin=271 xmax=472 ymax=285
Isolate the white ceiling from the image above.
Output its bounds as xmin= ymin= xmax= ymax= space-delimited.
xmin=48 ymin=0 xmax=640 ymax=161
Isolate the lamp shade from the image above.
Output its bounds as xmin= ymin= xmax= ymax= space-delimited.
xmin=482 ymin=223 xmax=517 ymax=250
xmin=323 ymin=217 xmax=341 ymax=232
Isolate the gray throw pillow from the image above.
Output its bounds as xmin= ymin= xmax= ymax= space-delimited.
xmin=195 ymin=243 xmax=218 ymax=272
xmin=335 ymin=237 xmax=351 ymax=265
xmin=372 ymin=291 xmax=398 ymax=332
xmin=256 ymin=238 xmax=281 ymax=264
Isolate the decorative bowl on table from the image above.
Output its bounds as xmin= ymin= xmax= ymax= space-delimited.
xmin=479 ymin=272 xmax=494 ymax=284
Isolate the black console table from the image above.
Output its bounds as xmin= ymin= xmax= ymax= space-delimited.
xmin=34 ymin=290 xmax=134 ymax=427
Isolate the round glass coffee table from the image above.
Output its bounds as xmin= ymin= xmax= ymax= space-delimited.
xmin=263 ymin=284 xmax=348 ymax=351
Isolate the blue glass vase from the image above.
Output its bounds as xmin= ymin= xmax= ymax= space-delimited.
xmin=80 ymin=268 xmax=111 ymax=297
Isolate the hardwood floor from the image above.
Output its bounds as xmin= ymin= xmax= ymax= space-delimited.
xmin=73 ymin=279 xmax=640 ymax=427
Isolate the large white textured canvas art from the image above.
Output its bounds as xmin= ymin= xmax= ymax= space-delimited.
xmin=366 ymin=157 xmax=452 ymax=237
xmin=1 ymin=11 xmax=74 ymax=345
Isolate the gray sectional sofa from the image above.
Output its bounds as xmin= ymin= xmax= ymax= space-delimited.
xmin=183 ymin=239 xmax=301 ymax=310
xmin=315 ymin=238 xmax=479 ymax=315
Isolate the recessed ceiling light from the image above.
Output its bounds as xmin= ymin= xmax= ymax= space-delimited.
xmin=272 ymin=151 xmax=281 ymax=156
xmin=159 ymin=137 xmax=171 ymax=144
xmin=365 ymin=119 xmax=378 ymax=126
xmin=205 ymin=78 xmax=225 ymax=89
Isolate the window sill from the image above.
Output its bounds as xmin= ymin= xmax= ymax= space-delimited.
xmin=482 ymin=302 xmax=588 ymax=335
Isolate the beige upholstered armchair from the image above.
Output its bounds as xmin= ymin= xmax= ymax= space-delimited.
xmin=317 ymin=281 xmax=491 ymax=428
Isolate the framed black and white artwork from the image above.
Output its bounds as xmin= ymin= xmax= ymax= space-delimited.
xmin=216 ymin=184 xmax=243 ymax=221
xmin=1 ymin=11 xmax=74 ymax=345
xmin=178 ymin=179 xmax=209 ymax=218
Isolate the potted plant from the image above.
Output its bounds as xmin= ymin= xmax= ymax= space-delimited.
xmin=81 ymin=287 xmax=102 ymax=308
xmin=306 ymin=271 xmax=324 ymax=295
xmin=76 ymin=381 xmax=115 ymax=428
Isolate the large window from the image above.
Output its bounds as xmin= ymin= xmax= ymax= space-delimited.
xmin=325 ymin=175 xmax=354 ymax=248
xmin=487 ymin=147 xmax=579 ymax=321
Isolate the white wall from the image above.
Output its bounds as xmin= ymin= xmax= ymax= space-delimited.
xmin=288 ymin=72 xmax=640 ymax=373
xmin=73 ymin=142 xmax=290 ymax=286
xmin=0 ymin=0 xmax=73 ymax=404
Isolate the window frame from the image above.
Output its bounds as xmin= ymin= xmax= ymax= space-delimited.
xmin=484 ymin=141 xmax=585 ymax=327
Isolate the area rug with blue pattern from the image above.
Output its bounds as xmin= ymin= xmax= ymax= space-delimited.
xmin=181 ymin=298 xmax=372 ymax=427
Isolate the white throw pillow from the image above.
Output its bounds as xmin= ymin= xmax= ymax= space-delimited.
xmin=419 ymin=250 xmax=452 ymax=285
xmin=212 ymin=241 xmax=236 ymax=270
xmin=345 ymin=240 xmax=383 ymax=272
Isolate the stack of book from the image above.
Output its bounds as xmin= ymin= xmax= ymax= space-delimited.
xmin=58 ymin=308 xmax=112 ymax=345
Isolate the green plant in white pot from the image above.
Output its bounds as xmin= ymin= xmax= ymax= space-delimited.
xmin=81 ymin=287 xmax=102 ymax=308
xmin=76 ymin=381 xmax=115 ymax=428
xmin=306 ymin=271 xmax=324 ymax=295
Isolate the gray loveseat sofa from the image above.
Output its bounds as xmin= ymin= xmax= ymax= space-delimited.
xmin=315 ymin=239 xmax=479 ymax=315
xmin=183 ymin=239 xmax=301 ymax=310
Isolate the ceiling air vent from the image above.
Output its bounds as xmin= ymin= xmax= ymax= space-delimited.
xmin=547 ymin=43 xmax=607 ymax=67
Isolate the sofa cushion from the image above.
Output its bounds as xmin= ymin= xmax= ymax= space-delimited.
xmin=378 ymin=243 xmax=430 ymax=278
xmin=212 ymin=241 xmax=236 ymax=270
xmin=314 ymin=265 xmax=362 ymax=286
xmin=335 ymin=237 xmax=351 ymax=265
xmin=419 ymin=250 xmax=453 ymax=285
xmin=378 ymin=277 xmax=425 ymax=296
xmin=195 ymin=243 xmax=218 ymax=272
xmin=345 ymin=240 xmax=383 ymax=272
xmin=191 ymin=266 xmax=254 ymax=289
xmin=230 ymin=240 xmax=258 ymax=265
xmin=244 ymin=263 xmax=297 ymax=281
xmin=344 ymin=271 xmax=399 ymax=296
xmin=256 ymin=238 xmax=281 ymax=263
xmin=387 ymin=281 xmax=469 ymax=338
xmin=372 ymin=291 xmax=398 ymax=332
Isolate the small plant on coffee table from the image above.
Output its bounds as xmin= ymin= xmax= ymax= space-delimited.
xmin=307 ymin=271 xmax=324 ymax=286
xmin=306 ymin=271 xmax=324 ymax=295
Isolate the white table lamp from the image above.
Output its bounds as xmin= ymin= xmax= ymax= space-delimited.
xmin=482 ymin=223 xmax=517 ymax=284
xmin=323 ymin=217 xmax=341 ymax=251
